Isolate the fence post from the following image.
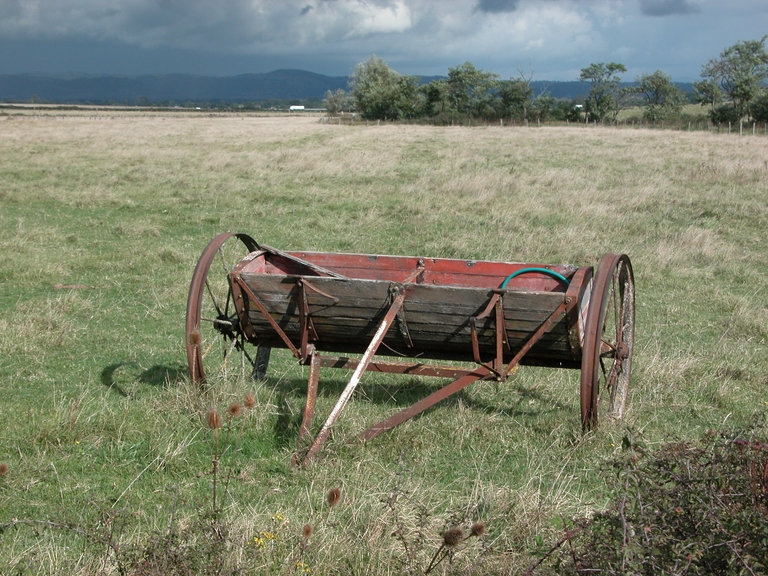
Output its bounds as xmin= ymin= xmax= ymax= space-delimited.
xmin=739 ymin=122 xmax=742 ymax=136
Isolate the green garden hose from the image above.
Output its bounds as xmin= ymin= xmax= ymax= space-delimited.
xmin=500 ymin=268 xmax=570 ymax=289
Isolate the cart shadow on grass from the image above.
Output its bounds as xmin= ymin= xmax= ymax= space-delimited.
xmin=266 ymin=363 xmax=573 ymax=450
xmin=101 ymin=361 xmax=186 ymax=397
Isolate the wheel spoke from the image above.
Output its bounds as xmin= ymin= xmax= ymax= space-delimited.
xmin=216 ymin=245 xmax=231 ymax=277
xmin=201 ymin=332 xmax=223 ymax=361
xmin=205 ymin=278 xmax=224 ymax=317
xmin=239 ymin=338 xmax=257 ymax=369
xmin=224 ymin=285 xmax=233 ymax=317
xmin=600 ymin=338 xmax=618 ymax=357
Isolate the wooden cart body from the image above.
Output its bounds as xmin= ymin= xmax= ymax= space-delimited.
xmin=234 ymin=249 xmax=591 ymax=367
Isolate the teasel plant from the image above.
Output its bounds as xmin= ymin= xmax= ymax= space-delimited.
xmin=206 ymin=408 xmax=222 ymax=513
xmin=424 ymin=521 xmax=486 ymax=575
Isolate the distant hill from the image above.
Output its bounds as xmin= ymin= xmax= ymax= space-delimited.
xmin=0 ymin=70 xmax=694 ymax=105
xmin=0 ymin=69 xmax=350 ymax=104
xmin=530 ymin=80 xmax=695 ymax=100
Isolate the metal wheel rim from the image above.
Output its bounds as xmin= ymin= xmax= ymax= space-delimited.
xmin=185 ymin=232 xmax=261 ymax=386
xmin=580 ymin=253 xmax=635 ymax=430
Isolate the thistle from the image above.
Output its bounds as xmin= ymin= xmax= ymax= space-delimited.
xmin=469 ymin=521 xmax=486 ymax=538
xmin=425 ymin=526 xmax=464 ymax=574
xmin=227 ymin=403 xmax=242 ymax=418
xmin=206 ymin=408 xmax=222 ymax=513
xmin=442 ymin=526 xmax=463 ymax=547
xmin=302 ymin=523 xmax=313 ymax=540
xmin=327 ymin=487 xmax=342 ymax=508
xmin=188 ymin=329 xmax=201 ymax=347
xmin=207 ymin=408 xmax=222 ymax=430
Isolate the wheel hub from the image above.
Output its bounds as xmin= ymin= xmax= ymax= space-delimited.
xmin=213 ymin=314 xmax=240 ymax=339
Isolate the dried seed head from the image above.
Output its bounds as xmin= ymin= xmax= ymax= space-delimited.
xmin=188 ymin=330 xmax=201 ymax=347
xmin=227 ymin=403 xmax=242 ymax=418
xmin=244 ymin=393 xmax=255 ymax=409
xmin=470 ymin=521 xmax=486 ymax=538
xmin=302 ymin=523 xmax=313 ymax=539
xmin=206 ymin=409 xmax=222 ymax=430
xmin=326 ymin=487 xmax=342 ymax=508
xmin=0 ymin=463 xmax=7 ymax=477
xmin=442 ymin=527 xmax=463 ymax=547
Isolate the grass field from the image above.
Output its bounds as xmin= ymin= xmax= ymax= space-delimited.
xmin=1 ymin=113 xmax=767 ymax=574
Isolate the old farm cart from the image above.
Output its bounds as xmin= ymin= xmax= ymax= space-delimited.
xmin=186 ymin=233 xmax=635 ymax=465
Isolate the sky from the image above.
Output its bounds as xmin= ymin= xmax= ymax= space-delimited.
xmin=1 ymin=0 xmax=767 ymax=81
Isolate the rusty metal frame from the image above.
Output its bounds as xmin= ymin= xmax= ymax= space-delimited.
xmin=288 ymin=287 xmax=577 ymax=466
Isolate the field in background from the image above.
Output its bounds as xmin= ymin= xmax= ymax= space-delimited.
xmin=0 ymin=113 xmax=767 ymax=574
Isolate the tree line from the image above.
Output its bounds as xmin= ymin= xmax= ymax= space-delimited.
xmin=325 ymin=36 xmax=768 ymax=125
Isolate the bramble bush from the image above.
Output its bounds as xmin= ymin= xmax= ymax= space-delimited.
xmin=546 ymin=419 xmax=768 ymax=575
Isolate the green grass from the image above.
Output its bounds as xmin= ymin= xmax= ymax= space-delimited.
xmin=1 ymin=113 xmax=767 ymax=574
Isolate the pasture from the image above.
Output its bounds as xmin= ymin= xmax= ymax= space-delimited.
xmin=0 ymin=112 xmax=767 ymax=574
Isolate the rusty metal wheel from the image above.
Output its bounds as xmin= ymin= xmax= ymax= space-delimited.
xmin=186 ymin=232 xmax=269 ymax=386
xmin=580 ymin=254 xmax=634 ymax=430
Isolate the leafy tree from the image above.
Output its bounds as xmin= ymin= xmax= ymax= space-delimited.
xmin=348 ymin=55 xmax=421 ymax=120
xmin=530 ymin=94 xmax=555 ymax=122
xmin=710 ymin=104 xmax=742 ymax=124
xmin=700 ymin=36 xmax=768 ymax=120
xmin=692 ymin=78 xmax=723 ymax=114
xmin=391 ymin=75 xmax=423 ymax=119
xmin=498 ymin=78 xmax=534 ymax=121
xmin=751 ymin=90 xmax=768 ymax=122
xmin=349 ymin=55 xmax=403 ymax=120
xmin=446 ymin=61 xmax=499 ymax=118
xmin=419 ymin=79 xmax=447 ymax=117
xmin=580 ymin=62 xmax=627 ymax=122
xmin=631 ymin=70 xmax=685 ymax=122
xmin=551 ymin=100 xmax=583 ymax=122
xmin=323 ymin=89 xmax=347 ymax=116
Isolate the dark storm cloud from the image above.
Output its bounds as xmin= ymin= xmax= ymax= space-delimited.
xmin=639 ymin=0 xmax=701 ymax=16
xmin=1 ymin=1 xmax=766 ymax=81
xmin=473 ymin=0 xmax=520 ymax=14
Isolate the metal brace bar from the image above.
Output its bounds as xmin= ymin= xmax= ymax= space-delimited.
xmin=501 ymin=298 xmax=570 ymax=380
xmin=298 ymin=288 xmax=407 ymax=465
xmin=292 ymin=350 xmax=321 ymax=467
xmin=317 ymin=356 xmax=475 ymax=379
xmin=494 ymin=295 xmax=505 ymax=375
xmin=470 ymin=292 xmax=501 ymax=365
xmin=358 ymin=366 xmax=492 ymax=442
xmin=232 ymin=274 xmax=301 ymax=360
xmin=261 ymin=245 xmax=347 ymax=278
xmin=360 ymin=298 xmax=570 ymax=445
xmin=297 ymin=280 xmax=312 ymax=360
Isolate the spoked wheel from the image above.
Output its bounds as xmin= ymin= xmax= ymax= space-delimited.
xmin=186 ymin=232 xmax=269 ymax=386
xmin=580 ymin=254 xmax=635 ymax=430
